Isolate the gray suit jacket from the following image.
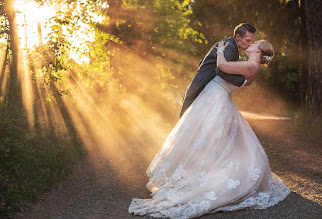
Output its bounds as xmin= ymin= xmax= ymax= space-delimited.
xmin=179 ymin=37 xmax=245 ymax=118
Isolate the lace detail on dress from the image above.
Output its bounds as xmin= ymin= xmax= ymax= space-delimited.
xmin=213 ymin=174 xmax=291 ymax=213
xmin=221 ymin=176 xmax=241 ymax=189
xmin=204 ymin=192 xmax=218 ymax=201
xmin=193 ymin=136 xmax=206 ymax=150
xmin=172 ymin=165 xmax=187 ymax=181
xmin=168 ymin=191 xmax=185 ymax=202
xmin=148 ymin=200 xmax=212 ymax=219
xmin=227 ymin=179 xmax=240 ymax=189
xmin=225 ymin=161 xmax=240 ymax=169
xmin=199 ymin=171 xmax=209 ymax=187
xmin=249 ymin=166 xmax=262 ymax=181
xmin=153 ymin=161 xmax=171 ymax=178
xmin=147 ymin=161 xmax=171 ymax=189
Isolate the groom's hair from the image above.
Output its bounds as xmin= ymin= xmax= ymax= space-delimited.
xmin=233 ymin=23 xmax=256 ymax=38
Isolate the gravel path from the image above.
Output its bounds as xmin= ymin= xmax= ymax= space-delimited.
xmin=12 ymin=118 xmax=322 ymax=219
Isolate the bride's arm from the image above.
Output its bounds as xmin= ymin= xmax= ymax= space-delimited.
xmin=216 ymin=43 xmax=257 ymax=78
xmin=217 ymin=53 xmax=257 ymax=78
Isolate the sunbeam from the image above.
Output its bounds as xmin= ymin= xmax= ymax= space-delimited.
xmin=59 ymin=47 xmax=180 ymax=181
xmin=14 ymin=0 xmax=55 ymax=48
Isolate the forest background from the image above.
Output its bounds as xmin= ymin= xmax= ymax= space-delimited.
xmin=0 ymin=0 xmax=321 ymax=215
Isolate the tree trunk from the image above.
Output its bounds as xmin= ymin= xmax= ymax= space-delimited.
xmin=305 ymin=0 xmax=322 ymax=122
xmin=1 ymin=19 xmax=9 ymax=80
xmin=298 ymin=0 xmax=308 ymax=106
xmin=3 ymin=0 xmax=22 ymax=110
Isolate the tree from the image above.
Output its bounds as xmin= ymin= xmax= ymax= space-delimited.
xmin=305 ymin=0 xmax=322 ymax=122
xmin=0 ymin=0 xmax=21 ymax=109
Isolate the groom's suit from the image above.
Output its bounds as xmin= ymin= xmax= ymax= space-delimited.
xmin=179 ymin=36 xmax=246 ymax=118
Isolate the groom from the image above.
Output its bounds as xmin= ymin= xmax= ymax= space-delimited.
xmin=179 ymin=23 xmax=256 ymax=118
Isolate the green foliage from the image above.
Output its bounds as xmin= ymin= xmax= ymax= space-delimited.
xmin=149 ymin=0 xmax=207 ymax=54
xmin=27 ymin=42 xmax=70 ymax=100
xmin=105 ymin=0 xmax=208 ymax=94
xmin=64 ymin=13 xmax=124 ymax=90
xmin=109 ymin=0 xmax=207 ymax=54
xmin=22 ymin=0 xmax=116 ymax=99
xmin=0 ymin=106 xmax=84 ymax=215
xmin=258 ymin=54 xmax=301 ymax=100
xmin=155 ymin=61 xmax=178 ymax=89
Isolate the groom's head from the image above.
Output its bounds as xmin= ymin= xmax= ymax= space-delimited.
xmin=233 ymin=23 xmax=256 ymax=50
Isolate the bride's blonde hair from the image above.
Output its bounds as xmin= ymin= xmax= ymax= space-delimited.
xmin=258 ymin=40 xmax=274 ymax=65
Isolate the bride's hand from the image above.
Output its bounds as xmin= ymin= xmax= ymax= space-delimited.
xmin=215 ymin=41 xmax=229 ymax=50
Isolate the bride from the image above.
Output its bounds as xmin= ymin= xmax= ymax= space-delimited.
xmin=129 ymin=40 xmax=290 ymax=218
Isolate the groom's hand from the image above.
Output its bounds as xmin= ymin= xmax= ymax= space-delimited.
xmin=244 ymin=75 xmax=256 ymax=86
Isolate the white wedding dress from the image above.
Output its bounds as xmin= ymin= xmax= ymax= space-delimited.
xmin=129 ymin=76 xmax=290 ymax=218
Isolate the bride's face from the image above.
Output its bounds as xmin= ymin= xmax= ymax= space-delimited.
xmin=246 ymin=41 xmax=261 ymax=54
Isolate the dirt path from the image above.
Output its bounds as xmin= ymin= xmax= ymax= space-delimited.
xmin=12 ymin=117 xmax=321 ymax=219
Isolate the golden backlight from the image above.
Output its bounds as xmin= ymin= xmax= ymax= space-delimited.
xmin=14 ymin=0 xmax=55 ymax=48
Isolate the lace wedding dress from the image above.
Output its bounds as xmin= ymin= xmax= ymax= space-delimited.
xmin=129 ymin=76 xmax=290 ymax=218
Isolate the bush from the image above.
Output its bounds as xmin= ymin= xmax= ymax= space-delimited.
xmin=0 ymin=106 xmax=85 ymax=215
